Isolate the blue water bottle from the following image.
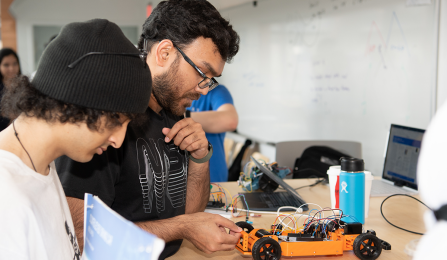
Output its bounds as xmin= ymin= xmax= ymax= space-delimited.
xmin=339 ymin=157 xmax=365 ymax=224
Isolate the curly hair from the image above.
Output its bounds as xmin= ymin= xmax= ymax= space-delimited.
xmin=1 ymin=76 xmax=146 ymax=131
xmin=138 ymin=0 xmax=240 ymax=62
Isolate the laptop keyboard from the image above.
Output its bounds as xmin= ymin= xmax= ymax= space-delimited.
xmin=370 ymin=180 xmax=417 ymax=197
xmin=260 ymin=192 xmax=303 ymax=208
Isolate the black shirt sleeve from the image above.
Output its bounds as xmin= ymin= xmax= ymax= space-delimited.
xmin=55 ymin=149 xmax=122 ymax=207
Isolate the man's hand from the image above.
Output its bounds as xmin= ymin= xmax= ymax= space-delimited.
xmin=182 ymin=212 xmax=242 ymax=254
xmin=162 ymin=118 xmax=209 ymax=160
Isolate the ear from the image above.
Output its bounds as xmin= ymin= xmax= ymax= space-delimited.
xmin=154 ymin=39 xmax=175 ymax=67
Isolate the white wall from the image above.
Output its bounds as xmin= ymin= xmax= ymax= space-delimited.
xmin=11 ymin=0 xmax=446 ymax=104
xmin=10 ymin=0 xmax=148 ymax=75
xmin=8 ymin=0 xmax=258 ymax=75
xmin=437 ymin=0 xmax=447 ymax=109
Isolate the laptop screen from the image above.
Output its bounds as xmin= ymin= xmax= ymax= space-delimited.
xmin=382 ymin=124 xmax=425 ymax=190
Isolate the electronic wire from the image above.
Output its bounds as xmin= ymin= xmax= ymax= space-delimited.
xmin=294 ymin=178 xmax=326 ymax=190
xmin=273 ymin=214 xmax=297 ymax=233
xmin=228 ymin=194 xmax=250 ymax=219
xmin=225 ymin=207 xmax=288 ymax=215
xmin=380 ymin=194 xmax=430 ymax=235
xmin=276 ymin=203 xmax=324 ymax=217
xmin=273 ymin=212 xmax=309 ymax=233
xmin=210 ymin=183 xmax=234 ymax=207
xmin=272 ymin=204 xmax=345 ymax=236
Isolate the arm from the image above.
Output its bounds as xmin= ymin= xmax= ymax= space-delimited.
xmin=158 ymin=118 xmax=243 ymax=253
xmin=185 ymin=159 xmax=210 ymax=213
xmin=66 ymin=195 xmax=242 ymax=254
xmin=135 ymin=212 xmax=241 ymax=254
xmin=190 ymin=104 xmax=238 ymax=133
xmin=66 ymin=197 xmax=85 ymax=253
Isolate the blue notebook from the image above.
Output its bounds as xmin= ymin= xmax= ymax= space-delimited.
xmin=83 ymin=194 xmax=165 ymax=260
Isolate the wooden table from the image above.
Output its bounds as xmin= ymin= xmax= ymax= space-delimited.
xmin=168 ymin=179 xmax=426 ymax=260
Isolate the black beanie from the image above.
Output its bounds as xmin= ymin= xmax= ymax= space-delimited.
xmin=32 ymin=19 xmax=151 ymax=114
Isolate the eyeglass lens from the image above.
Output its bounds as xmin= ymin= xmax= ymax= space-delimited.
xmin=198 ymin=78 xmax=218 ymax=90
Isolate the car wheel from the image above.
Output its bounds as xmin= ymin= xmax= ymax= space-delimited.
xmin=353 ymin=233 xmax=382 ymax=260
xmin=252 ymin=237 xmax=282 ymax=260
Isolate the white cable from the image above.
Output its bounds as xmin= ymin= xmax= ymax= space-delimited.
xmin=277 ymin=203 xmax=324 ymax=217
xmin=225 ymin=203 xmax=324 ymax=221
xmin=275 ymin=214 xmax=296 ymax=231
xmin=273 ymin=203 xmax=323 ymax=232
xmin=275 ymin=211 xmax=310 ymax=233
xmin=277 ymin=213 xmax=300 ymax=232
xmin=276 ymin=206 xmax=303 ymax=215
xmin=226 ymin=207 xmax=281 ymax=215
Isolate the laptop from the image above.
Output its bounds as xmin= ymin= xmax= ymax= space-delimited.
xmin=240 ymin=157 xmax=309 ymax=211
xmin=370 ymin=124 xmax=425 ymax=197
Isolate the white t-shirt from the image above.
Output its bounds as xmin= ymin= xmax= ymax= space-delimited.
xmin=0 ymin=150 xmax=81 ymax=260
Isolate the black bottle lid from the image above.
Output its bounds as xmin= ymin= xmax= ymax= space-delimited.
xmin=340 ymin=157 xmax=364 ymax=172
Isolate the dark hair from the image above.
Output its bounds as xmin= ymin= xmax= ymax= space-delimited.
xmin=0 ymin=48 xmax=22 ymax=82
xmin=138 ymin=0 xmax=240 ymax=62
xmin=1 ymin=76 xmax=146 ymax=131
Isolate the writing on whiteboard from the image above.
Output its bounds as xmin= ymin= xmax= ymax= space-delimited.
xmin=242 ymin=72 xmax=265 ymax=88
xmin=311 ymin=86 xmax=350 ymax=92
xmin=312 ymin=74 xmax=348 ymax=80
xmin=365 ymin=12 xmax=410 ymax=59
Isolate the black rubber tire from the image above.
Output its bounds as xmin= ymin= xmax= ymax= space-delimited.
xmin=353 ymin=233 xmax=383 ymax=260
xmin=255 ymin=229 xmax=272 ymax=238
xmin=235 ymin=221 xmax=254 ymax=233
xmin=252 ymin=237 xmax=282 ymax=260
xmin=366 ymin=229 xmax=377 ymax=236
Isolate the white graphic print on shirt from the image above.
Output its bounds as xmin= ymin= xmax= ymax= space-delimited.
xmin=137 ymin=137 xmax=188 ymax=214
xmin=65 ymin=221 xmax=81 ymax=260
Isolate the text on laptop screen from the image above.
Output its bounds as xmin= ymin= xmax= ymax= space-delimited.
xmin=382 ymin=124 xmax=425 ymax=189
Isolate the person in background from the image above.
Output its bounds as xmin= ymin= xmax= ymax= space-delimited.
xmin=0 ymin=48 xmax=21 ymax=131
xmin=55 ymin=0 xmax=242 ymax=258
xmin=0 ymin=19 xmax=152 ymax=259
xmin=413 ymin=101 xmax=447 ymax=259
xmin=187 ymin=84 xmax=238 ymax=182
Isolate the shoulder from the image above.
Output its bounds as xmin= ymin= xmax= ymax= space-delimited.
xmin=0 ymin=151 xmax=33 ymax=190
xmin=208 ymin=85 xmax=234 ymax=109
xmin=211 ymin=85 xmax=231 ymax=96
xmin=0 ymin=164 xmax=33 ymax=208
xmin=0 ymin=173 xmax=34 ymax=226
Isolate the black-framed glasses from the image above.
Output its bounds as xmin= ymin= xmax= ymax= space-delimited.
xmin=174 ymin=46 xmax=219 ymax=91
xmin=68 ymin=51 xmax=148 ymax=69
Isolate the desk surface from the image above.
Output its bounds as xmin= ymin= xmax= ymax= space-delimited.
xmin=167 ymin=179 xmax=426 ymax=260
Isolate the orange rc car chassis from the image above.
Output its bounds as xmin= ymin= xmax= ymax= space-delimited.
xmin=235 ymin=221 xmax=391 ymax=260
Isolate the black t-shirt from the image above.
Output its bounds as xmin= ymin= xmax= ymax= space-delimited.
xmin=0 ymin=82 xmax=10 ymax=131
xmin=56 ymin=108 xmax=188 ymax=259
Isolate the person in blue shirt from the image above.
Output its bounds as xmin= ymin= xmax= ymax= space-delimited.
xmin=188 ymin=85 xmax=238 ymax=182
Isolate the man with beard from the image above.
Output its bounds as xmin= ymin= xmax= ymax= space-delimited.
xmin=55 ymin=0 xmax=242 ymax=258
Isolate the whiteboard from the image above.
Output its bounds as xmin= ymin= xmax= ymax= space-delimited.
xmin=219 ymin=0 xmax=439 ymax=175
